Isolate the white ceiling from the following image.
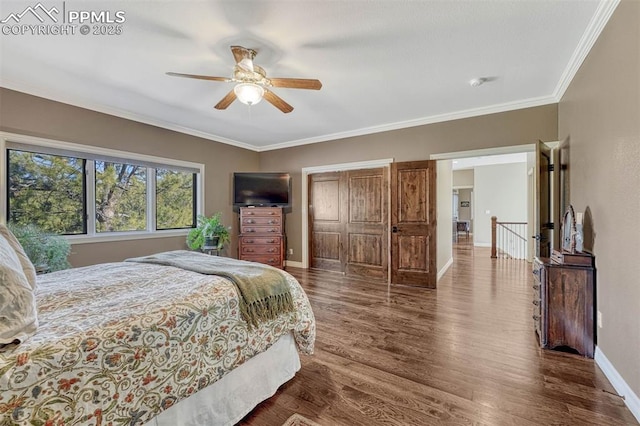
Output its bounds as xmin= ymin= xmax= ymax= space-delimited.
xmin=0 ymin=1 xmax=617 ymax=151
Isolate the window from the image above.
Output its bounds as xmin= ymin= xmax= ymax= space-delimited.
xmin=156 ymin=169 xmax=196 ymax=230
xmin=8 ymin=150 xmax=86 ymax=234
xmin=95 ymin=161 xmax=147 ymax=232
xmin=3 ymin=134 xmax=203 ymax=241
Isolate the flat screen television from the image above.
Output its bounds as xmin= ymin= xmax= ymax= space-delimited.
xmin=233 ymin=172 xmax=291 ymax=211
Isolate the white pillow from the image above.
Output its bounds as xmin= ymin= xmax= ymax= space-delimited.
xmin=0 ymin=232 xmax=38 ymax=345
xmin=0 ymin=224 xmax=37 ymax=290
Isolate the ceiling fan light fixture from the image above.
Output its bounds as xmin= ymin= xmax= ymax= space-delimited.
xmin=234 ymin=83 xmax=264 ymax=106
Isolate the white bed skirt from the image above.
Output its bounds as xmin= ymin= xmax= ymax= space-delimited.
xmin=144 ymin=333 xmax=300 ymax=426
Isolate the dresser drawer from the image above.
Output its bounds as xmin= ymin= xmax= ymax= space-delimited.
xmin=240 ymin=207 xmax=281 ymax=217
xmin=241 ymin=225 xmax=282 ymax=235
xmin=241 ymin=244 xmax=281 ymax=255
xmin=241 ymin=216 xmax=282 ymax=226
xmin=239 ymin=236 xmax=281 ymax=245
xmin=242 ymin=255 xmax=282 ymax=268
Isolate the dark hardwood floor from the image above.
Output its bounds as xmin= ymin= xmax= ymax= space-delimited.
xmin=239 ymin=243 xmax=637 ymax=425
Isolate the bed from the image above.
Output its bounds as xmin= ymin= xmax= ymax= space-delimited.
xmin=0 ymin=230 xmax=315 ymax=426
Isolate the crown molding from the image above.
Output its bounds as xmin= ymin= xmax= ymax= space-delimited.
xmin=552 ymin=0 xmax=621 ymax=101
xmin=257 ymin=95 xmax=557 ymax=151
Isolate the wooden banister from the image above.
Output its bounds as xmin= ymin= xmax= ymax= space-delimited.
xmin=492 ymin=218 xmax=528 ymax=259
xmin=491 ymin=216 xmax=497 ymax=258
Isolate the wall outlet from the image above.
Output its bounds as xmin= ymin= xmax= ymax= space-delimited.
xmin=287 ymin=248 xmax=293 ymax=255
xmin=597 ymin=311 xmax=603 ymax=328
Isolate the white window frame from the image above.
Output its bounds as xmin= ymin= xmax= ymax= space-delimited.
xmin=0 ymin=132 xmax=205 ymax=244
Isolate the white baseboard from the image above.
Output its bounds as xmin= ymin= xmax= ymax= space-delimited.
xmin=284 ymin=260 xmax=304 ymax=268
xmin=595 ymin=346 xmax=640 ymax=423
xmin=474 ymin=242 xmax=491 ymax=248
xmin=437 ymin=257 xmax=453 ymax=282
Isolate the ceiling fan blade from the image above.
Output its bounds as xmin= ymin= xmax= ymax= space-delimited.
xmin=269 ymin=78 xmax=322 ymax=90
xmin=214 ymin=90 xmax=237 ymax=110
xmin=166 ymin=72 xmax=229 ymax=82
xmin=263 ymin=89 xmax=293 ymax=113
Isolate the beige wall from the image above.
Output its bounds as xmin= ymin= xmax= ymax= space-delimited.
xmin=260 ymin=105 xmax=558 ymax=261
xmin=473 ymin=162 xmax=528 ymax=246
xmin=558 ymin=0 xmax=639 ymax=400
xmin=0 ymin=88 xmax=259 ymax=266
xmin=453 ymin=169 xmax=474 ymax=187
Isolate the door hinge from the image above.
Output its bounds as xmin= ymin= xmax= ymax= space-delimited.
xmin=543 ymin=222 xmax=554 ymax=230
xmin=547 ymin=164 xmax=555 ymax=172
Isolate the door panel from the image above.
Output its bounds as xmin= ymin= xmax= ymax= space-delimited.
xmin=312 ymin=231 xmax=341 ymax=266
xmin=312 ymin=180 xmax=341 ymax=221
xmin=391 ymin=160 xmax=436 ymax=288
xmin=397 ymin=235 xmax=429 ymax=271
xmin=349 ymin=175 xmax=384 ymax=223
xmin=536 ymin=140 xmax=552 ymax=258
xmin=309 ymin=172 xmax=346 ymax=272
xmin=345 ymin=168 xmax=388 ymax=281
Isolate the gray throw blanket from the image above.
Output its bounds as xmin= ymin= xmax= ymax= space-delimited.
xmin=125 ymin=250 xmax=294 ymax=328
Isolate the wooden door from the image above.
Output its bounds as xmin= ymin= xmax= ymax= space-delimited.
xmin=309 ymin=168 xmax=388 ymax=280
xmin=345 ymin=168 xmax=388 ymax=281
xmin=309 ymin=172 xmax=347 ymax=272
xmin=390 ymin=160 xmax=436 ymax=288
xmin=535 ymin=140 xmax=552 ymax=258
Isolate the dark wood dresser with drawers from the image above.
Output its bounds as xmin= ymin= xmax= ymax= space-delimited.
xmin=238 ymin=207 xmax=285 ymax=269
xmin=533 ymin=252 xmax=595 ymax=358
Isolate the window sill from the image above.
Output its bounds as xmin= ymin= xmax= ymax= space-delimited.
xmin=66 ymin=229 xmax=190 ymax=245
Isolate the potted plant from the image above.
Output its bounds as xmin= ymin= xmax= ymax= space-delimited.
xmin=186 ymin=213 xmax=231 ymax=251
xmin=7 ymin=223 xmax=71 ymax=273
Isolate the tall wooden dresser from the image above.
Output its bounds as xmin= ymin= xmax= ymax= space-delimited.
xmin=238 ymin=207 xmax=285 ymax=269
xmin=533 ymin=252 xmax=596 ymax=357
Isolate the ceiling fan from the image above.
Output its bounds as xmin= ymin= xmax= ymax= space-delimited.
xmin=167 ymin=46 xmax=322 ymax=113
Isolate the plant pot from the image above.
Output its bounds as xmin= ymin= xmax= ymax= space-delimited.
xmin=203 ymin=236 xmax=219 ymax=249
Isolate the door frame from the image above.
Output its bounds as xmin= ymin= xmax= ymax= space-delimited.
xmin=300 ymin=158 xmax=394 ymax=269
xmin=430 ymin=143 xmax=558 ymax=263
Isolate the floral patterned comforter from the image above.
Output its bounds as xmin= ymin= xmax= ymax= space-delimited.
xmin=0 ymin=261 xmax=315 ymax=425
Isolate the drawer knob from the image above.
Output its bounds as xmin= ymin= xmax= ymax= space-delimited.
xmin=245 ymin=239 xmax=254 ymax=243
xmin=268 ymin=239 xmax=275 ymax=243
xmin=247 ymin=249 xmax=254 ymax=252
xmin=268 ymin=248 xmax=276 ymax=253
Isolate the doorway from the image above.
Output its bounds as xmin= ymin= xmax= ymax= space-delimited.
xmin=433 ymin=145 xmax=540 ymax=268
